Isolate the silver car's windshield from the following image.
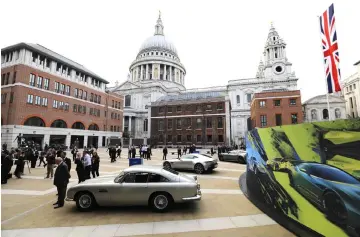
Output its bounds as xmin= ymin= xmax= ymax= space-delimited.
xmin=114 ymin=171 xmax=125 ymax=183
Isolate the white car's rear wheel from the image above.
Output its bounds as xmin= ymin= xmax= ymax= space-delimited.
xmin=150 ymin=192 xmax=172 ymax=212
xmin=76 ymin=192 xmax=95 ymax=211
xmin=194 ymin=163 xmax=204 ymax=174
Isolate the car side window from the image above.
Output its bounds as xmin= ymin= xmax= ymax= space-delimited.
xmin=148 ymin=173 xmax=169 ymax=183
xmin=123 ymin=172 xmax=148 ymax=183
xmin=182 ymin=155 xmax=194 ymax=159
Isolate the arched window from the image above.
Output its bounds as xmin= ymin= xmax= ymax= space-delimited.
xmin=143 ymin=119 xmax=148 ymax=132
xmin=311 ymin=109 xmax=317 ymax=120
xmin=322 ymin=109 xmax=329 ymax=120
xmin=88 ymin=123 xmax=99 ymax=131
xmin=24 ymin=116 xmax=45 ymax=127
xmin=72 ymin=122 xmax=85 ymax=130
xmin=236 ymin=95 xmax=240 ymax=104
xmin=125 ymin=95 xmax=131 ymax=107
xmin=335 ymin=108 xmax=341 ymax=119
xmin=50 ymin=119 xmax=67 ymax=128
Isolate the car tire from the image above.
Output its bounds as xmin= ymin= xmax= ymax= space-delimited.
xmin=219 ymin=156 xmax=224 ymax=161
xmin=163 ymin=162 xmax=172 ymax=170
xmin=194 ymin=163 xmax=205 ymax=174
xmin=76 ymin=192 xmax=95 ymax=212
xmin=238 ymin=156 xmax=245 ymax=164
xmin=150 ymin=192 xmax=173 ymax=212
xmin=323 ymin=191 xmax=347 ymax=223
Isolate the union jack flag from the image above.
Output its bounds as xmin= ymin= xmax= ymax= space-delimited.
xmin=320 ymin=3 xmax=341 ymax=93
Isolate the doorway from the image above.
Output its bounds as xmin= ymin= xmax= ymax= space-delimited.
xmin=70 ymin=135 xmax=84 ymax=149
xmin=87 ymin=136 xmax=98 ymax=148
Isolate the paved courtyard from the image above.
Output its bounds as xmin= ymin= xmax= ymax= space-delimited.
xmin=1 ymin=148 xmax=294 ymax=237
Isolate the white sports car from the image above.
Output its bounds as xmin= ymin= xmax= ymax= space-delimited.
xmin=163 ymin=154 xmax=218 ymax=174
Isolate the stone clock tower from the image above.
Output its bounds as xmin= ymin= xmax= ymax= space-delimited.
xmin=261 ymin=23 xmax=295 ymax=80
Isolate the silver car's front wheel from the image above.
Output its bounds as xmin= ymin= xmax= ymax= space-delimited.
xmin=76 ymin=192 xmax=95 ymax=211
xmin=150 ymin=193 xmax=172 ymax=212
xmin=194 ymin=163 xmax=204 ymax=174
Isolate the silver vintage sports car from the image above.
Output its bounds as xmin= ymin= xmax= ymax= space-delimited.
xmin=66 ymin=165 xmax=201 ymax=212
xmin=163 ymin=154 xmax=218 ymax=174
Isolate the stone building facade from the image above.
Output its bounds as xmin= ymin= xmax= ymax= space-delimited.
xmin=250 ymin=90 xmax=303 ymax=128
xmin=148 ymin=92 xmax=231 ymax=147
xmin=342 ymin=60 xmax=360 ymax=118
xmin=1 ymin=43 xmax=123 ymax=148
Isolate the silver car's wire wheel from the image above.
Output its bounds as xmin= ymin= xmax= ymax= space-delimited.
xmin=154 ymin=194 xmax=168 ymax=210
xmin=79 ymin=194 xmax=92 ymax=209
xmin=194 ymin=164 xmax=204 ymax=174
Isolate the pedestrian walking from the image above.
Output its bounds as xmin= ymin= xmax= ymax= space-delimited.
xmin=38 ymin=150 xmax=46 ymax=167
xmin=92 ymin=151 xmax=100 ymax=178
xmin=53 ymin=157 xmax=70 ymax=209
xmin=75 ymin=152 xmax=85 ymax=183
xmin=82 ymin=150 xmax=92 ymax=180
xmin=62 ymin=152 xmax=71 ymax=172
xmin=177 ymin=146 xmax=182 ymax=158
xmin=45 ymin=149 xmax=55 ymax=179
xmin=163 ymin=146 xmax=168 ymax=160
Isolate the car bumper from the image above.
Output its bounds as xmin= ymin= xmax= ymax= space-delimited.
xmin=182 ymin=194 xmax=201 ymax=201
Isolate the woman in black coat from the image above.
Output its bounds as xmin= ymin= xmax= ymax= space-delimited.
xmin=91 ymin=152 xmax=100 ymax=178
xmin=74 ymin=153 xmax=85 ymax=183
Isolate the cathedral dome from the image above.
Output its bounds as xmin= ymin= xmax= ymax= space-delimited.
xmin=139 ymin=35 xmax=178 ymax=56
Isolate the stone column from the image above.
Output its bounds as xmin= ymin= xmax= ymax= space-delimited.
xmin=146 ymin=64 xmax=149 ymax=80
xmin=140 ymin=65 xmax=143 ymax=80
xmin=128 ymin=116 xmax=132 ymax=132
xmin=147 ymin=106 xmax=151 ymax=138
xmin=65 ymin=135 xmax=71 ymax=149
xmin=164 ymin=65 xmax=167 ymax=80
xmin=122 ymin=116 xmax=125 ymax=132
xmin=98 ymin=135 xmax=102 ymax=148
xmin=152 ymin=64 xmax=155 ymax=80
xmin=169 ymin=66 xmax=172 ymax=81
xmin=83 ymin=136 xmax=88 ymax=149
xmin=44 ymin=134 xmax=50 ymax=149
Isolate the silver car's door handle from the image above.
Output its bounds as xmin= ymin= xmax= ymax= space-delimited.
xmin=99 ymin=189 xmax=108 ymax=193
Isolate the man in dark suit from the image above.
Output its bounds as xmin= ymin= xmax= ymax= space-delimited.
xmin=53 ymin=157 xmax=70 ymax=209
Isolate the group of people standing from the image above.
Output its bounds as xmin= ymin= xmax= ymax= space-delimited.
xmin=126 ymin=145 xmax=152 ymax=160
xmin=106 ymin=145 xmax=122 ymax=162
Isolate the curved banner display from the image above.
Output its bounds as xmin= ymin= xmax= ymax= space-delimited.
xmin=245 ymin=119 xmax=360 ymax=237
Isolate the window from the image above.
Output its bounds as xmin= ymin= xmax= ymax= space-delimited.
xmin=196 ymin=105 xmax=201 ymax=112
xmin=125 ymin=95 xmax=131 ymax=107
xmin=41 ymin=98 xmax=48 ymax=106
xmin=1 ymin=74 xmax=4 ymax=85
xmin=110 ymin=125 xmax=113 ymax=131
xmin=94 ymin=94 xmax=97 ymax=103
xmin=206 ymin=104 xmax=212 ymax=111
xmin=90 ymin=108 xmax=94 ymax=115
xmin=10 ymin=92 xmax=14 ymax=103
xmin=350 ymin=85 xmax=352 ymax=91
xmin=35 ymin=96 xmax=41 ymax=105
xmin=74 ymin=88 xmax=79 ymax=98
xmin=83 ymin=106 xmax=86 ymax=114
xmin=168 ymin=107 xmax=172 ymax=113
xmin=275 ymin=114 xmax=282 ymax=126
xmin=350 ymin=97 xmax=353 ymax=108
xmin=185 ymin=118 xmax=191 ymax=129
xmin=123 ymin=172 xmax=149 ymax=183
xmin=259 ymin=100 xmax=266 ymax=107
xmin=159 ymin=120 xmax=164 ymax=130
xmin=177 ymin=106 xmax=182 ymax=112
xmin=82 ymin=91 xmax=86 ymax=100
xmin=1 ymin=93 xmax=7 ymax=104
xmin=104 ymin=110 xmax=107 ymax=117
xmin=207 ymin=135 xmax=212 ymax=143
xmin=115 ymin=101 xmax=118 ymax=109
xmin=143 ymin=119 xmax=148 ymax=132
xmin=65 ymin=85 xmax=70 ymax=95
xmin=197 ymin=135 xmax=202 ymax=142
xmin=29 ymin=74 xmax=35 ymax=86
xmin=64 ymin=103 xmax=69 ymax=111
xmin=148 ymin=173 xmax=169 ymax=183
xmin=196 ymin=118 xmax=202 ymax=129
xmin=112 ymin=100 xmax=115 ymax=108
xmin=291 ymin=113 xmax=298 ymax=124
xmin=36 ymin=76 xmax=43 ymax=88
xmin=59 ymin=83 xmax=65 ymax=94
xmin=247 ymin=93 xmax=252 ymax=103
xmin=73 ymin=104 xmax=77 ymax=112
xmin=167 ymin=119 xmax=172 ymax=130
xmin=97 ymin=109 xmax=100 ymax=116
xmin=98 ymin=95 xmax=101 ymax=104
xmin=54 ymin=82 xmax=59 ymax=93
xmin=53 ymin=99 xmax=58 ymax=108
xmin=322 ymin=109 xmax=329 ymax=120
xmin=354 ymin=84 xmax=356 ymax=89
xmin=59 ymin=101 xmax=64 ymax=109
xmin=79 ymin=89 xmax=83 ymax=98
xmin=218 ymin=135 xmax=224 ymax=142
xmin=5 ymin=73 xmax=9 ymax=85
xmin=167 ymin=135 xmax=172 ymax=143
xmin=176 ymin=119 xmax=182 ymax=129
xmin=217 ymin=117 xmax=223 ymax=128
xmin=236 ymin=95 xmax=240 ymax=104
xmin=159 ymin=107 xmax=164 ymax=113
xmin=274 ymin=100 xmax=281 ymax=106
xmin=78 ymin=105 xmax=82 ymax=113
xmin=27 ymin=94 xmax=33 ymax=104
xmin=43 ymin=78 xmax=49 ymax=90
xmin=177 ymin=135 xmax=182 ymax=142
xmin=206 ymin=117 xmax=212 ymax=128
xmin=289 ymin=99 xmax=296 ymax=105
xmin=187 ymin=135 xmax=192 ymax=142
xmin=217 ymin=103 xmax=223 ymax=110
xmin=12 ymin=71 xmax=17 ymax=83
xmin=260 ymin=115 xmax=267 ymax=127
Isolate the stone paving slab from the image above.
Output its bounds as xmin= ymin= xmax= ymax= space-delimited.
xmin=2 ymin=179 xmax=55 ymax=191
xmin=197 ymin=178 xmax=239 ymax=190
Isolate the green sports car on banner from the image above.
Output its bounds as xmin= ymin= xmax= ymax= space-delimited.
xmin=246 ymin=119 xmax=360 ymax=237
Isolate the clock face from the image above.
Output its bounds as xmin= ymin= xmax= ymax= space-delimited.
xmin=273 ymin=63 xmax=285 ymax=75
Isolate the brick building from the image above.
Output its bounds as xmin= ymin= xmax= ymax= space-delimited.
xmin=148 ymin=92 xmax=231 ymax=147
xmin=250 ymin=90 xmax=303 ymax=128
xmin=1 ymin=43 xmax=123 ymax=148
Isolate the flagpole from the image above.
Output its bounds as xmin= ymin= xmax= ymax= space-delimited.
xmin=317 ymin=15 xmax=331 ymax=121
